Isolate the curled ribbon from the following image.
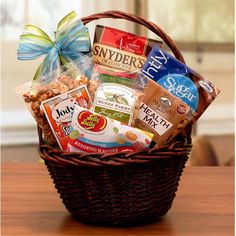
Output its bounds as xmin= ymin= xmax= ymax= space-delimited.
xmin=17 ymin=11 xmax=91 ymax=81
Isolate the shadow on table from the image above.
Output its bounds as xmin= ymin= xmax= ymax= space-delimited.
xmin=57 ymin=214 xmax=175 ymax=235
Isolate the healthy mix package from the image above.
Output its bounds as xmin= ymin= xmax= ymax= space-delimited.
xmin=15 ymin=10 xmax=221 ymax=226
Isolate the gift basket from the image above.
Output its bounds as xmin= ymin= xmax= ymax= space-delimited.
xmin=15 ymin=10 xmax=220 ymax=226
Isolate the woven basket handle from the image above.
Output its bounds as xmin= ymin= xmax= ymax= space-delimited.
xmin=81 ymin=10 xmax=185 ymax=64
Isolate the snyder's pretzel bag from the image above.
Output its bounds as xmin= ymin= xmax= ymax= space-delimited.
xmin=14 ymin=59 xmax=93 ymax=147
xmin=141 ymin=45 xmax=220 ymax=120
xmin=136 ymin=79 xmax=194 ymax=146
xmin=67 ymin=105 xmax=154 ymax=153
xmin=93 ymin=25 xmax=162 ymax=72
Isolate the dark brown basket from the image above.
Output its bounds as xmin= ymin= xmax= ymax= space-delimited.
xmin=39 ymin=10 xmax=192 ymax=226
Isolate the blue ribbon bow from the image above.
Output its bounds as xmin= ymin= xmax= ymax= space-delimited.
xmin=17 ymin=11 xmax=91 ymax=81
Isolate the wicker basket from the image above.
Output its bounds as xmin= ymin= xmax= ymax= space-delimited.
xmin=39 ymin=10 xmax=192 ymax=226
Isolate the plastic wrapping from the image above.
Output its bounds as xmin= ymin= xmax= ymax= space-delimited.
xmin=90 ymin=64 xmax=145 ymax=126
xmin=14 ymin=55 xmax=93 ymax=147
xmin=67 ymin=105 xmax=154 ymax=153
xmin=141 ymin=45 xmax=220 ymax=121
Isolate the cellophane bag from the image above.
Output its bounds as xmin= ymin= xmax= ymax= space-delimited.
xmin=14 ymin=54 xmax=94 ymax=148
xmin=89 ymin=64 xmax=147 ymax=126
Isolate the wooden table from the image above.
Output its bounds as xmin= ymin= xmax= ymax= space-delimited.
xmin=2 ymin=163 xmax=234 ymax=236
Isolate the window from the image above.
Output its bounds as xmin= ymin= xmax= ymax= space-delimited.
xmin=147 ymin=0 xmax=234 ymax=43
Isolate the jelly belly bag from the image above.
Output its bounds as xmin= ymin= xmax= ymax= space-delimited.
xmin=93 ymin=25 xmax=162 ymax=72
xmin=67 ymin=105 xmax=153 ymax=153
xmin=141 ymin=45 xmax=220 ymax=121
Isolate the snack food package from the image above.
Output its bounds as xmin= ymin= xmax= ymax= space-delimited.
xmin=93 ymin=25 xmax=162 ymax=72
xmin=67 ymin=105 xmax=154 ymax=153
xmin=14 ymin=58 xmax=92 ymax=147
xmin=135 ymin=78 xmax=195 ymax=146
xmin=141 ymin=45 xmax=220 ymax=121
xmin=90 ymin=65 xmax=145 ymax=125
xmin=41 ymin=86 xmax=92 ymax=150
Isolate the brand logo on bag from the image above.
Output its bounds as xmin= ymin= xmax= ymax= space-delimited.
xmin=93 ymin=43 xmax=146 ymax=71
xmin=57 ymin=123 xmax=71 ymax=137
xmin=150 ymin=93 xmax=174 ymax=116
xmin=177 ymin=104 xmax=187 ymax=114
xmin=160 ymin=97 xmax=172 ymax=107
xmin=78 ymin=111 xmax=107 ymax=132
xmin=52 ymin=97 xmax=88 ymax=122
xmin=158 ymin=74 xmax=199 ymax=110
xmin=142 ymin=49 xmax=169 ymax=79
xmin=199 ymin=80 xmax=213 ymax=93
xmin=52 ymin=100 xmax=76 ymax=122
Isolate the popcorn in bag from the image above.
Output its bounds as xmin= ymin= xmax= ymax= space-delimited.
xmin=14 ymin=59 xmax=92 ymax=147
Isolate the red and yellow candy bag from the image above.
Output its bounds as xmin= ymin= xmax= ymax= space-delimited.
xmin=41 ymin=85 xmax=92 ymax=150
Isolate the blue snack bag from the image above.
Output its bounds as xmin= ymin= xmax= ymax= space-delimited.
xmin=141 ymin=45 xmax=220 ymax=120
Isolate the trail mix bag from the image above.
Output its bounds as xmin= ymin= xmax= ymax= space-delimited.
xmin=135 ymin=78 xmax=194 ymax=146
xmin=93 ymin=25 xmax=162 ymax=72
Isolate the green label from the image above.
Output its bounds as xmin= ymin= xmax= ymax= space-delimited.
xmin=92 ymin=83 xmax=136 ymax=125
xmin=94 ymin=106 xmax=130 ymax=124
xmin=100 ymin=74 xmax=134 ymax=86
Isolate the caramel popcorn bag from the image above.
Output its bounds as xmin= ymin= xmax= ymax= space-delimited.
xmin=14 ymin=60 xmax=93 ymax=147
